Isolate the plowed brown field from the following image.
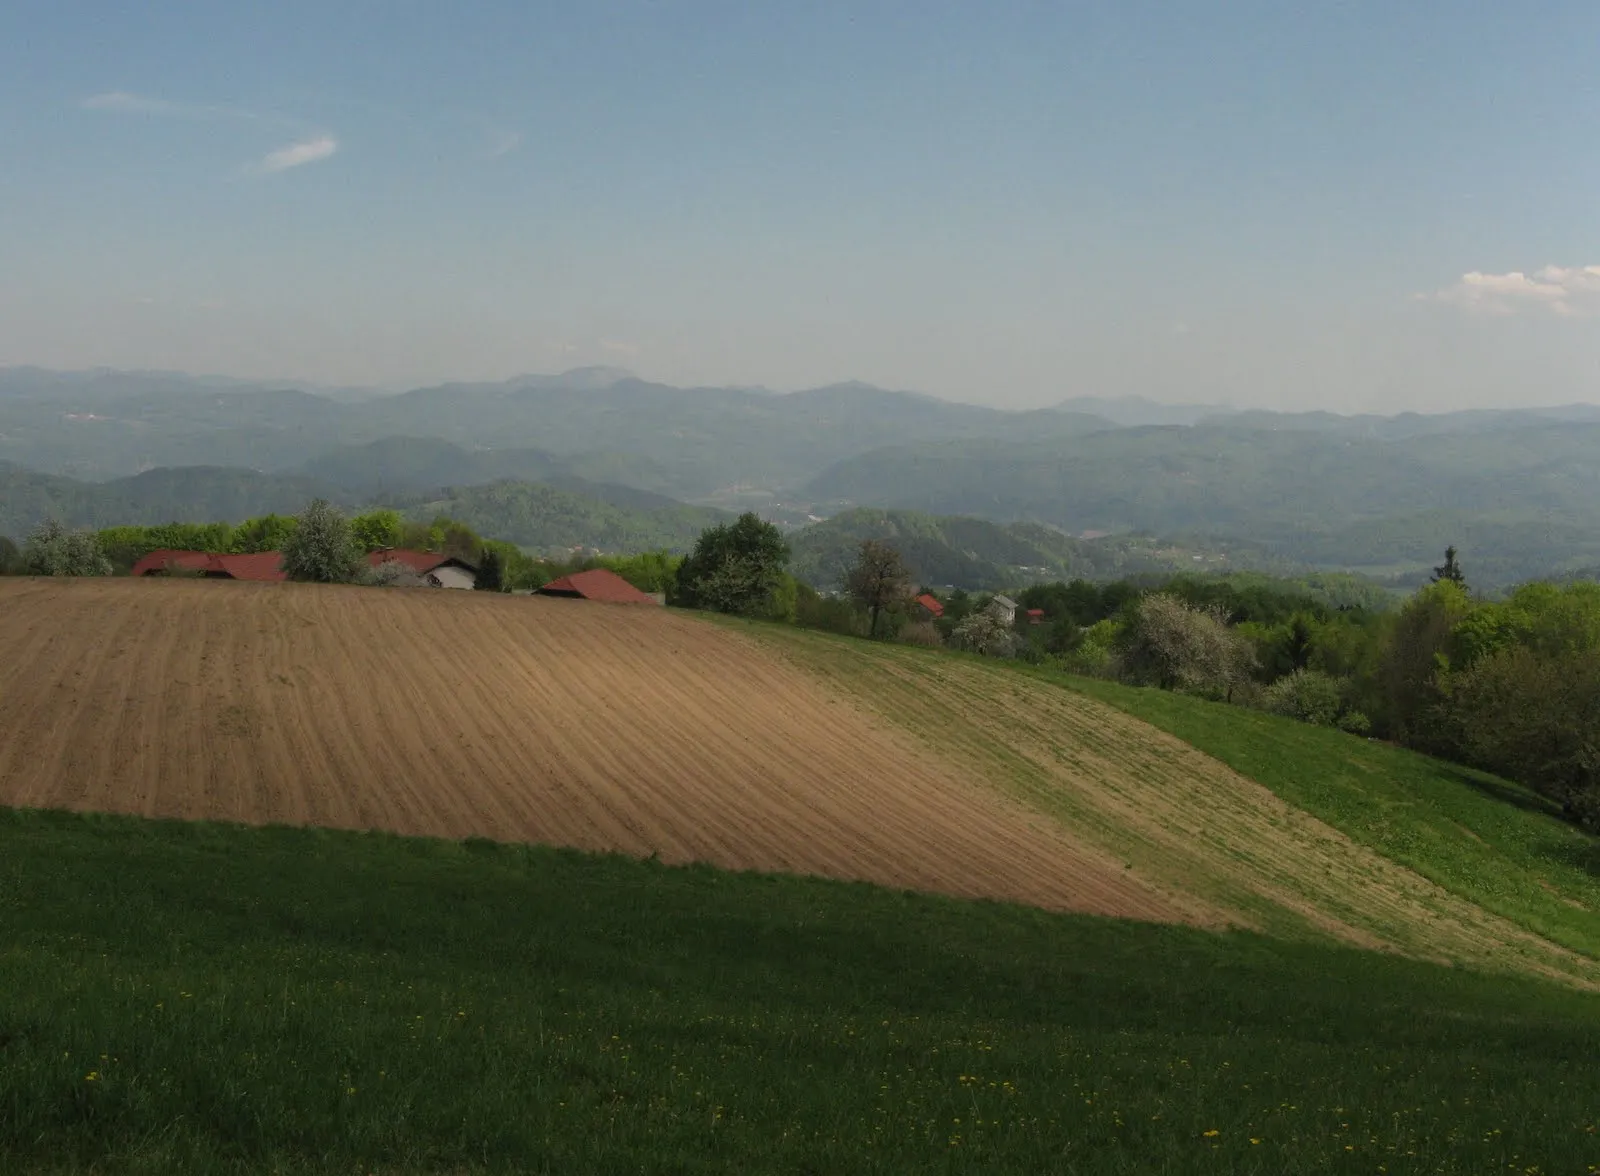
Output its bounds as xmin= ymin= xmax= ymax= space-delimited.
xmin=0 ymin=578 xmax=1190 ymax=922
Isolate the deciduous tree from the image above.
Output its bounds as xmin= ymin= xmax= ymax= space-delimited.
xmin=350 ymin=509 xmax=403 ymax=553
xmin=23 ymin=518 xmax=112 ymax=577
xmin=1117 ymin=593 xmax=1256 ymax=698
xmin=844 ymin=539 xmax=912 ymax=638
xmin=951 ymin=610 xmax=1015 ymax=657
xmin=230 ymin=514 xmax=298 ymax=554
xmin=673 ymin=513 xmax=790 ymax=616
xmin=282 ymin=499 xmax=363 ymax=584
xmin=1380 ymin=580 xmax=1472 ymax=748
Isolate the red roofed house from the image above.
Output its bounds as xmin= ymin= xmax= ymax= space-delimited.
xmin=129 ymin=549 xmax=216 ymax=577
xmin=367 ymin=548 xmax=477 ymax=590
xmin=128 ymin=549 xmax=286 ymax=580
xmin=536 ymin=567 xmax=660 ymax=605
xmin=914 ymin=593 xmax=945 ymax=620
xmin=203 ymin=552 xmax=289 ymax=582
xmin=1025 ymin=608 xmax=1045 ymax=625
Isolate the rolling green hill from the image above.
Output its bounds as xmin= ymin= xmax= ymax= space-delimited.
xmin=0 ymin=462 xmax=340 ymax=539
xmin=297 ymin=436 xmax=688 ymax=500
xmin=0 ymin=366 xmax=1112 ymax=495
xmin=0 ymin=463 xmax=727 ymax=558
xmin=392 ymin=478 xmax=729 ymax=553
xmin=803 ymin=422 xmax=1600 ymax=586
xmin=788 ymin=508 xmax=1238 ymax=590
xmin=5 ymin=585 xmax=1600 ymax=1170
xmin=5 ymin=808 xmax=1597 ymax=1174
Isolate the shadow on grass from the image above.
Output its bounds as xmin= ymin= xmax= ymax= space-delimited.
xmin=1548 ymin=836 xmax=1600 ymax=880
xmin=1443 ymin=766 xmax=1564 ymax=820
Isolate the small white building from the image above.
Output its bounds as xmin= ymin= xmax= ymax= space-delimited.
xmin=987 ymin=594 xmax=1018 ymax=625
xmin=367 ymin=549 xmax=479 ymax=590
xmin=423 ymin=563 xmax=477 ymax=590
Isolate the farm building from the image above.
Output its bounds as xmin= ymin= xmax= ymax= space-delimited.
xmin=129 ymin=549 xmax=217 ymax=577
xmin=131 ymin=548 xmax=475 ymax=587
xmin=129 ymin=550 xmax=287 ymax=581
xmin=537 ymin=567 xmax=660 ymax=605
xmin=914 ymin=593 xmax=945 ymax=620
xmin=988 ymin=594 xmax=1018 ymax=625
xmin=1025 ymin=608 xmax=1045 ymax=625
xmin=205 ymin=553 xmax=289 ymax=582
xmin=367 ymin=549 xmax=477 ymax=589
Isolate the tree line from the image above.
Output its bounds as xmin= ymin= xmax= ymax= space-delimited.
xmin=0 ymin=504 xmax=683 ymax=595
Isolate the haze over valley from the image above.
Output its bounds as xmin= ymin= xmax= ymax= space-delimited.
xmin=5 ymin=363 xmax=1600 ymax=588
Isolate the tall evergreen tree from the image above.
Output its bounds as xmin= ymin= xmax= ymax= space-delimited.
xmin=1432 ymin=546 xmax=1467 ymax=589
xmin=474 ymin=548 xmax=504 ymax=591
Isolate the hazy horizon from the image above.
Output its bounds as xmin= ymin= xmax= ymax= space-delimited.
xmin=3 ymin=3 xmax=1598 ymax=412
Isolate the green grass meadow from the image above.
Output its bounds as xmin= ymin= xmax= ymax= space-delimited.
xmin=2 ymin=808 xmax=1598 ymax=1174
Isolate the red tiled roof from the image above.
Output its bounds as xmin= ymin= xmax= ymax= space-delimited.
xmin=130 ymin=549 xmax=215 ymax=576
xmin=366 ymin=548 xmax=471 ymax=575
xmin=1026 ymin=608 xmax=1045 ymax=617
xmin=914 ymin=593 xmax=944 ymax=618
xmin=206 ymin=552 xmax=288 ymax=582
xmin=538 ymin=567 xmax=660 ymax=605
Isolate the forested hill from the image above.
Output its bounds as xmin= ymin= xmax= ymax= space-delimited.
xmin=0 ymin=463 xmax=341 ymax=539
xmin=8 ymin=366 xmax=1600 ymax=585
xmin=384 ymin=480 xmax=729 ymax=553
xmin=803 ymin=422 xmax=1600 ymax=587
xmin=787 ymin=509 xmax=1237 ymax=591
xmin=0 ymin=464 xmax=727 ymax=557
xmin=0 ymin=367 xmax=1113 ymax=495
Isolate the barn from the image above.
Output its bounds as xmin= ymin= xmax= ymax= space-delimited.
xmin=204 ymin=553 xmax=289 ymax=582
xmin=367 ymin=549 xmax=477 ymax=589
xmin=130 ymin=548 xmax=475 ymax=587
xmin=129 ymin=549 xmax=216 ymax=577
xmin=128 ymin=550 xmax=287 ymax=581
xmin=536 ymin=567 xmax=660 ymax=605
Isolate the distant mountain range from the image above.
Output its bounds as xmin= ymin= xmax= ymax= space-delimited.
xmin=0 ymin=366 xmax=1111 ymax=494
xmin=4 ymin=365 xmax=1600 ymax=588
xmin=803 ymin=421 xmax=1600 ymax=586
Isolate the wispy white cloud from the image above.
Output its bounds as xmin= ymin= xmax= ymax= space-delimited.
xmin=259 ymin=135 xmax=338 ymax=173
xmin=487 ymin=129 xmax=522 ymax=158
xmin=80 ymin=90 xmax=256 ymax=121
xmin=1423 ymin=264 xmax=1600 ymax=317
xmin=600 ymin=339 xmax=640 ymax=356
xmin=83 ymin=91 xmax=180 ymax=115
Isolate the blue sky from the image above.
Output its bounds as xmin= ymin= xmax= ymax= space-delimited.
xmin=2 ymin=1 xmax=1598 ymax=410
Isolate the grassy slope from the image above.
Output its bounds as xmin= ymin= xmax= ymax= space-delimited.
xmin=1053 ymin=673 xmax=1600 ymax=962
xmin=728 ymin=622 xmax=1600 ymax=973
xmin=3 ymin=808 xmax=1599 ymax=1175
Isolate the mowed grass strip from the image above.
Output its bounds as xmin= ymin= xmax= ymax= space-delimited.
xmin=2 ymin=808 xmax=1599 ymax=1175
xmin=729 ymin=622 xmax=1598 ymax=985
xmin=1052 ymin=671 xmax=1600 ymax=962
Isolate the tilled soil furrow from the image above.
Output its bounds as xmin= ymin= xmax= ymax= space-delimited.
xmin=0 ymin=579 xmax=1174 ymax=922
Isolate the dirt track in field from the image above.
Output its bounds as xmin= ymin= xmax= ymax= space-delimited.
xmin=746 ymin=626 xmax=1600 ymax=989
xmin=0 ymin=578 xmax=1193 ymax=923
